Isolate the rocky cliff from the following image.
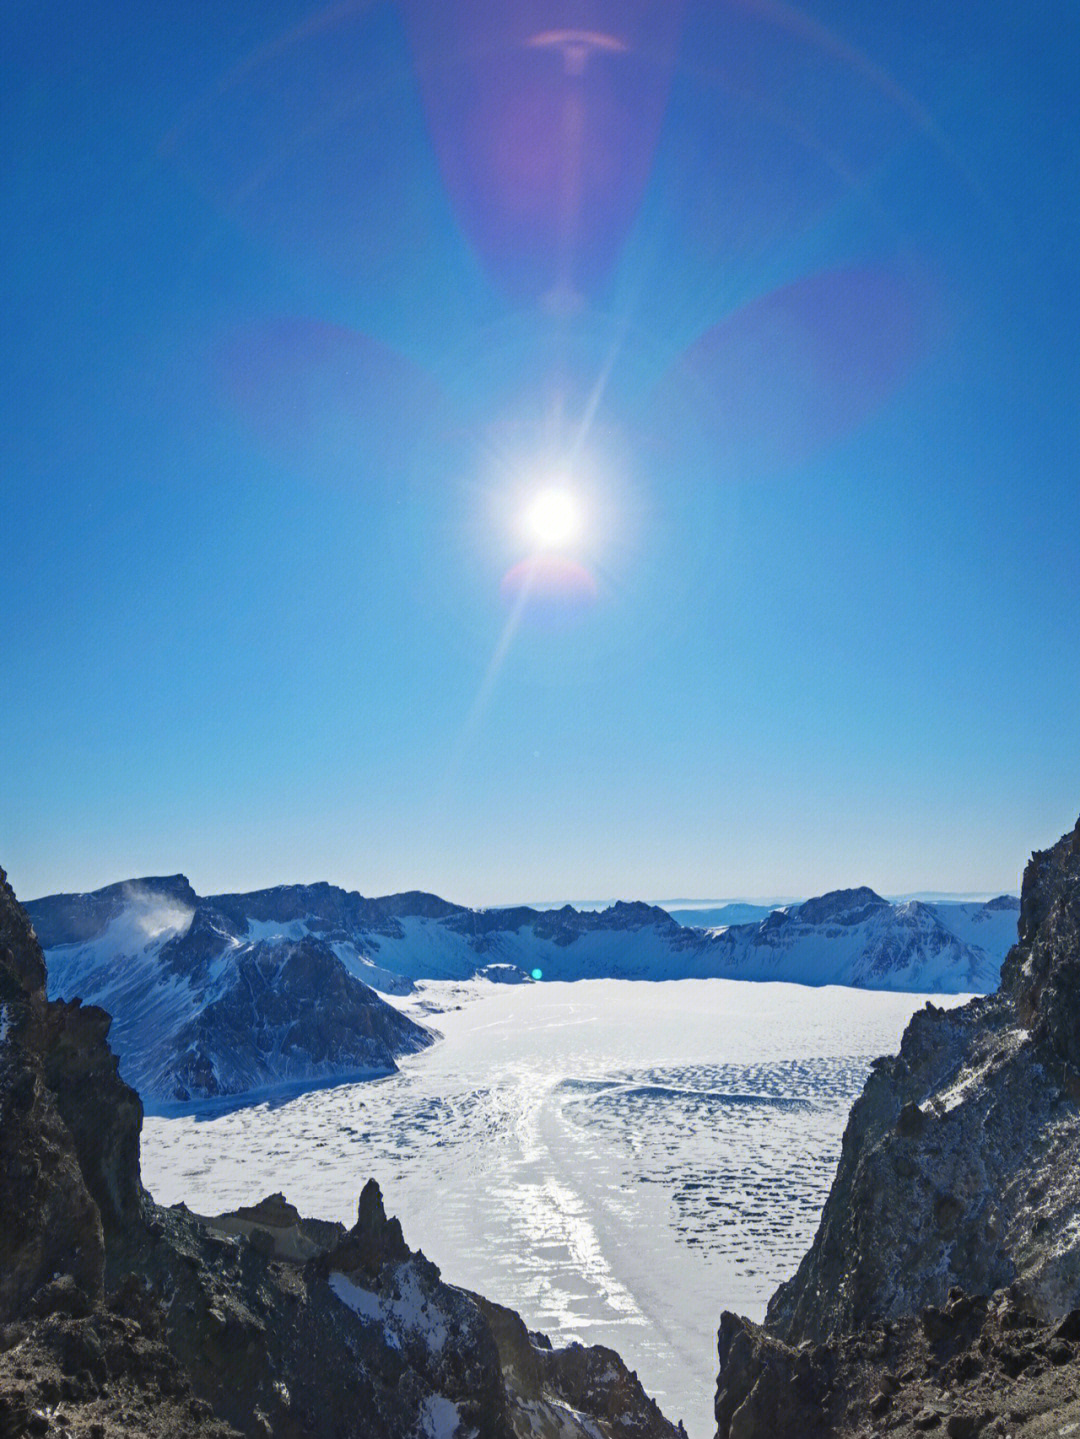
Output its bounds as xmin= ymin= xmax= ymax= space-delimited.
xmin=0 ymin=864 xmax=684 ymax=1439
xmin=714 ymin=818 xmax=1080 ymax=1438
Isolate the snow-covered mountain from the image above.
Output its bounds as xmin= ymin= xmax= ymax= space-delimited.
xmin=29 ymin=876 xmax=433 ymax=1105
xmin=26 ymin=877 xmax=1018 ymax=1105
xmin=696 ymin=888 xmax=1016 ymax=990
xmin=924 ymin=894 xmax=1022 ymax=966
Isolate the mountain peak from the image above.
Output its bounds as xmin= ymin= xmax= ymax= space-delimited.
xmin=374 ymin=891 xmax=464 ymax=921
xmin=1004 ymin=813 xmax=1080 ymax=1070
xmin=795 ymin=886 xmax=889 ymax=927
xmin=984 ymin=893 xmax=1021 ymax=911
xmin=25 ymin=875 xmax=197 ymax=950
xmin=762 ymin=813 xmax=1080 ymax=1353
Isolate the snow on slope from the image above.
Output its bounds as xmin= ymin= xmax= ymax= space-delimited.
xmin=694 ymin=890 xmax=1006 ymax=992
xmin=926 ymin=895 xmax=1021 ymax=963
xmin=27 ymin=877 xmax=1019 ymax=1105
xmin=337 ymin=889 xmax=1011 ymax=993
xmin=34 ymin=879 xmax=432 ymax=1104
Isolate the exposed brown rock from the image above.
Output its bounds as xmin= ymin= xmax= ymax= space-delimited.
xmin=715 ymin=1290 xmax=1080 ymax=1439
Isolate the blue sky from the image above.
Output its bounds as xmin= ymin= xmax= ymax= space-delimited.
xmin=3 ymin=0 xmax=1078 ymax=905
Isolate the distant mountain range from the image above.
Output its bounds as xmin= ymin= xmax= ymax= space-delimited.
xmin=25 ymin=877 xmax=1020 ymax=1104
xmin=665 ymin=903 xmax=779 ymax=927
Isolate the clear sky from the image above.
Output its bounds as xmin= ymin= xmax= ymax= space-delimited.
xmin=3 ymin=1 xmax=1078 ymax=906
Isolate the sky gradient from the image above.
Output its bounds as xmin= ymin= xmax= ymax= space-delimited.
xmin=3 ymin=1 xmax=1078 ymax=905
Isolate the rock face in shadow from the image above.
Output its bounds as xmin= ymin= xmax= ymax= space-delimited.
xmin=38 ymin=992 xmax=145 ymax=1232
xmin=768 ymin=818 xmax=1080 ymax=1344
xmin=1003 ymin=817 xmax=1080 ymax=1072
xmin=474 ymin=1292 xmax=687 ymax=1439
xmin=0 ymin=862 xmax=685 ymax=1439
xmin=1 ymin=865 xmax=236 ymax=1438
xmin=165 ymin=935 xmax=434 ymax=1101
xmin=715 ymin=1292 xmax=1080 ymax=1439
xmin=715 ymin=817 xmax=1080 ymax=1439
xmin=1 ymin=865 xmax=110 ymax=1324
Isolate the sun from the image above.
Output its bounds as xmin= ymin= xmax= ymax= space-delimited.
xmin=524 ymin=487 xmax=583 ymax=549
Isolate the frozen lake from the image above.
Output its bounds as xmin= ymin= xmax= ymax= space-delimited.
xmin=142 ymin=979 xmax=967 ymax=1439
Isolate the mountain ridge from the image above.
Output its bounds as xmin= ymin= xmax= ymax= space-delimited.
xmin=26 ymin=877 xmax=1020 ymax=1103
xmin=27 ymin=876 xmax=1018 ymax=983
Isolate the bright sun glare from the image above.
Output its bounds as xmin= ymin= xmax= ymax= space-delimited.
xmin=525 ymin=487 xmax=583 ymax=549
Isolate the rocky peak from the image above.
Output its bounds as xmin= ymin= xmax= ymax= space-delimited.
xmin=1003 ymin=815 xmax=1080 ymax=1071
xmin=38 ymin=996 xmax=145 ymax=1232
xmin=1 ymin=863 xmax=47 ymax=994
xmin=2 ymin=867 xmax=145 ymax=1242
xmin=324 ymin=1178 xmax=411 ymax=1279
xmin=26 ymin=874 xmax=197 ymax=950
xmin=795 ymin=887 xmax=890 ymax=927
xmin=375 ymin=890 xmax=465 ymax=920
xmin=1016 ymin=817 xmax=1080 ymax=947
xmin=475 ymin=1292 xmax=687 ymax=1439
xmin=604 ymin=899 xmax=680 ymax=927
xmin=984 ymin=893 xmax=1021 ymax=912
xmin=1 ymin=867 xmax=106 ymax=1324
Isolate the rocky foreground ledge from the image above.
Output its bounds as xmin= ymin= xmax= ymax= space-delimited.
xmin=0 ymin=863 xmax=684 ymax=1439
xmin=715 ymin=818 xmax=1080 ymax=1439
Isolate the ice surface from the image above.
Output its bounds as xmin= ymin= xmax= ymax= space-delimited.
xmin=142 ymin=979 xmax=969 ymax=1439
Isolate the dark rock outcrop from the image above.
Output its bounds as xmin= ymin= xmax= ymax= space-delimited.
xmin=767 ymin=818 xmax=1080 ymax=1345
xmin=714 ymin=1312 xmax=832 ymax=1439
xmin=105 ymin=1173 xmax=686 ymax=1439
xmin=715 ymin=816 xmax=1080 ymax=1438
xmin=715 ymin=1291 xmax=1080 ymax=1439
xmin=474 ymin=1293 xmax=687 ymax=1439
xmin=38 ymin=994 xmax=145 ymax=1231
xmin=1 ymin=866 xmax=111 ymax=1324
xmin=1003 ymin=816 xmax=1080 ymax=1072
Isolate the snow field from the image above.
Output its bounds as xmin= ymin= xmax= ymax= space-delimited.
xmin=142 ymin=978 xmax=970 ymax=1439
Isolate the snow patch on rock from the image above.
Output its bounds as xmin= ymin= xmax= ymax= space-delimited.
xmin=330 ymin=1263 xmax=450 ymax=1353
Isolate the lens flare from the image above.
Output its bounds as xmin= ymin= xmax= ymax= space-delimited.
xmin=651 ymin=267 xmax=927 ymax=475
xmin=400 ymin=2 xmax=684 ymax=301
xmin=501 ymin=555 xmax=599 ymax=627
